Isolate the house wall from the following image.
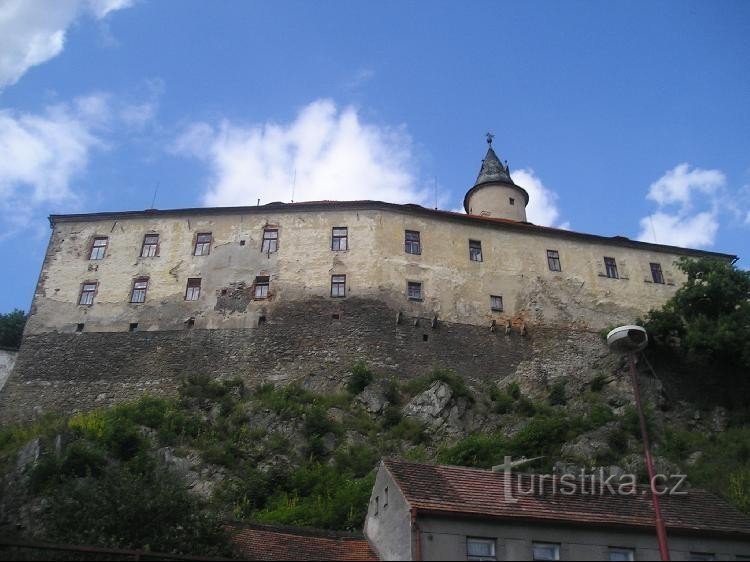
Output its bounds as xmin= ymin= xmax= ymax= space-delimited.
xmin=364 ymin=463 xmax=414 ymax=561
xmin=0 ymin=348 xmax=17 ymax=393
xmin=416 ymin=514 xmax=750 ymax=561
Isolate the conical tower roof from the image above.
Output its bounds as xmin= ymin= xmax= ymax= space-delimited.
xmin=475 ymin=146 xmax=513 ymax=186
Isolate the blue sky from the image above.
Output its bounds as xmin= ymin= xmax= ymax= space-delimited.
xmin=1 ymin=0 xmax=749 ymax=312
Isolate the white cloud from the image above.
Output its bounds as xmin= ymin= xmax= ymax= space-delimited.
xmin=0 ymin=0 xmax=134 ymax=90
xmin=637 ymin=163 xmax=725 ymax=248
xmin=173 ymin=99 xmax=429 ymax=208
xmin=511 ymin=168 xmax=566 ymax=228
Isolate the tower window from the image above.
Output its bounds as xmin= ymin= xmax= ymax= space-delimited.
xmin=509 ymin=197 xmax=515 ymax=206
xmin=130 ymin=277 xmax=149 ymax=303
xmin=140 ymin=234 xmax=159 ymax=257
xmin=490 ymin=295 xmax=503 ymax=312
xmin=332 ymin=227 xmax=348 ymax=251
xmin=79 ymin=282 xmax=98 ymax=306
xmin=469 ymin=240 xmax=483 ymax=262
xmin=261 ymin=228 xmax=279 ymax=254
xmin=185 ymin=278 xmax=201 ymax=301
xmin=194 ymin=233 xmax=212 ymax=256
xmin=254 ymin=276 xmax=270 ymax=299
xmin=547 ymin=250 xmax=561 ymax=272
xmin=331 ymin=274 xmax=346 ymax=298
xmin=89 ymin=237 xmax=108 ymax=260
xmin=650 ymin=262 xmax=665 ymax=284
xmin=405 ymin=230 xmax=421 ymax=255
xmin=604 ymin=257 xmax=619 ymax=279
xmin=407 ymin=281 xmax=423 ymax=301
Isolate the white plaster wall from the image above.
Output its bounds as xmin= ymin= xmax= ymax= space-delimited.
xmin=0 ymin=349 xmax=17 ymax=392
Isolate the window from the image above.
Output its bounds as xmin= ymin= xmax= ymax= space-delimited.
xmin=469 ymin=240 xmax=483 ymax=262
xmin=688 ymin=554 xmax=715 ymax=562
xmin=509 ymin=197 xmax=515 ymax=206
xmin=405 ymin=230 xmax=421 ymax=255
xmin=79 ymin=282 xmax=97 ymax=306
xmin=331 ymin=274 xmax=346 ymax=298
xmin=532 ymin=543 xmax=560 ymax=561
xmin=261 ymin=228 xmax=278 ymax=253
xmin=604 ymin=257 xmax=619 ymax=279
xmin=254 ymin=276 xmax=270 ymax=299
xmin=467 ymin=538 xmax=496 ymax=561
xmin=383 ymin=487 xmax=389 ymax=508
xmin=332 ymin=227 xmax=348 ymax=251
xmin=547 ymin=250 xmax=561 ymax=272
xmin=490 ymin=295 xmax=503 ymax=312
xmin=185 ymin=278 xmax=201 ymax=301
xmin=407 ymin=281 xmax=423 ymax=301
xmin=130 ymin=278 xmax=148 ymax=303
xmin=194 ymin=233 xmax=212 ymax=256
xmin=141 ymin=234 xmax=159 ymax=257
xmin=89 ymin=237 xmax=108 ymax=260
xmin=650 ymin=262 xmax=665 ymax=284
xmin=608 ymin=547 xmax=635 ymax=561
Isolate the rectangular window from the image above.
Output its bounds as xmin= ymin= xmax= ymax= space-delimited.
xmin=407 ymin=281 xmax=423 ymax=301
xmin=547 ymin=250 xmax=561 ymax=272
xmin=532 ymin=542 xmax=560 ymax=561
xmin=608 ymin=547 xmax=635 ymax=561
xmin=194 ymin=233 xmax=212 ymax=256
xmin=467 ymin=538 xmax=496 ymax=562
xmin=331 ymin=227 xmax=348 ymax=251
xmin=79 ymin=282 xmax=97 ymax=306
xmin=130 ymin=278 xmax=149 ymax=303
xmin=254 ymin=276 xmax=270 ymax=299
xmin=688 ymin=554 xmax=715 ymax=562
xmin=604 ymin=257 xmax=619 ymax=279
xmin=405 ymin=230 xmax=421 ymax=255
xmin=490 ymin=295 xmax=503 ymax=312
xmin=89 ymin=237 xmax=108 ymax=260
xmin=261 ymin=228 xmax=278 ymax=253
xmin=469 ymin=240 xmax=483 ymax=262
xmin=141 ymin=234 xmax=159 ymax=257
xmin=331 ymin=274 xmax=346 ymax=298
xmin=650 ymin=262 xmax=665 ymax=284
xmin=185 ymin=278 xmax=201 ymax=301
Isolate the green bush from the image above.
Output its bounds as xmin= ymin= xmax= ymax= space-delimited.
xmin=515 ymin=396 xmax=536 ymax=417
xmin=548 ymin=382 xmax=567 ymax=406
xmin=346 ymin=361 xmax=374 ymax=395
xmin=402 ymin=369 xmax=473 ymax=402
xmin=382 ymin=405 xmax=402 ymax=429
xmin=60 ymin=441 xmax=107 ymax=478
xmin=590 ymin=375 xmax=608 ymax=392
xmin=386 ymin=418 xmax=427 ymax=445
xmin=507 ymin=382 xmax=521 ymax=400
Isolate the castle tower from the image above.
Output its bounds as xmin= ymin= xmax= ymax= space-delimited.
xmin=463 ymin=134 xmax=529 ymax=222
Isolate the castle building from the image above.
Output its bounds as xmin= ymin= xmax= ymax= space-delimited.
xmin=0 ymin=140 xmax=736 ymax=422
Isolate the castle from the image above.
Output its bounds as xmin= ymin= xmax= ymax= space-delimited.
xmin=0 ymin=139 xmax=735 ymax=423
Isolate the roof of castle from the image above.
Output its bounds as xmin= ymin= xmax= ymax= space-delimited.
xmin=48 ymin=199 xmax=737 ymax=261
xmin=463 ymin=146 xmax=530 ymax=212
xmin=383 ymin=459 xmax=750 ymax=539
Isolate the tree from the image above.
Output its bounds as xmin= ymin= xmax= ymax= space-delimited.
xmin=0 ymin=309 xmax=26 ymax=349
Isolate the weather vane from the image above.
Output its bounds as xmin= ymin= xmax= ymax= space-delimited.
xmin=486 ymin=132 xmax=495 ymax=146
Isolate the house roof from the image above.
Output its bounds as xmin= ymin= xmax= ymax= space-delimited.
xmin=229 ymin=522 xmax=378 ymax=561
xmin=384 ymin=459 xmax=750 ymax=539
xmin=47 ymin=199 xmax=736 ymax=262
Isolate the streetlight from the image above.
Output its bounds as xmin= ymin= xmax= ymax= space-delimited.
xmin=606 ymin=325 xmax=670 ymax=561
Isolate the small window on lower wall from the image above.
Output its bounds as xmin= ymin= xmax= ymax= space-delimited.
xmin=185 ymin=278 xmax=201 ymax=301
xmin=254 ymin=276 xmax=270 ymax=299
xmin=490 ymin=295 xmax=503 ymax=312
xmin=608 ymin=547 xmax=635 ymax=561
xmin=532 ymin=542 xmax=560 ymax=561
xmin=79 ymin=282 xmax=97 ymax=305
xmin=467 ymin=537 xmax=496 ymax=561
xmin=130 ymin=278 xmax=148 ymax=304
xmin=650 ymin=262 xmax=665 ymax=284
xmin=688 ymin=554 xmax=715 ymax=561
xmin=407 ymin=281 xmax=423 ymax=301
xmin=331 ymin=274 xmax=346 ymax=298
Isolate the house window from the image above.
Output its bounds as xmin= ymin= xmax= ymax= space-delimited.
xmin=331 ymin=274 xmax=346 ymax=298
xmin=332 ymin=227 xmax=348 ymax=251
xmin=254 ymin=276 xmax=270 ymax=299
xmin=141 ymin=234 xmax=159 ymax=257
xmin=79 ymin=282 xmax=97 ymax=306
xmin=469 ymin=240 xmax=483 ymax=262
xmin=608 ymin=547 xmax=635 ymax=561
xmin=383 ymin=486 xmax=389 ymax=508
xmin=490 ymin=295 xmax=503 ymax=312
xmin=130 ymin=278 xmax=149 ymax=303
xmin=532 ymin=542 xmax=560 ymax=561
xmin=509 ymin=197 xmax=515 ymax=206
xmin=547 ymin=250 xmax=561 ymax=272
xmin=89 ymin=237 xmax=108 ymax=260
xmin=261 ymin=228 xmax=278 ymax=253
xmin=405 ymin=230 xmax=421 ymax=255
xmin=194 ymin=233 xmax=212 ymax=256
xmin=604 ymin=257 xmax=619 ymax=279
xmin=688 ymin=554 xmax=715 ymax=561
xmin=407 ymin=281 xmax=423 ymax=301
xmin=650 ymin=262 xmax=665 ymax=284
xmin=467 ymin=538 xmax=496 ymax=561
xmin=185 ymin=278 xmax=201 ymax=301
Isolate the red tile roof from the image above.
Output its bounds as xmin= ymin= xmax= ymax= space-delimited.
xmin=384 ymin=459 xmax=750 ymax=539
xmin=229 ymin=522 xmax=378 ymax=561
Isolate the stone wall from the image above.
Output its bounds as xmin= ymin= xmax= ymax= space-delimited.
xmin=0 ymin=297 xmax=610 ymax=424
xmin=0 ymin=348 xmax=17 ymax=393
